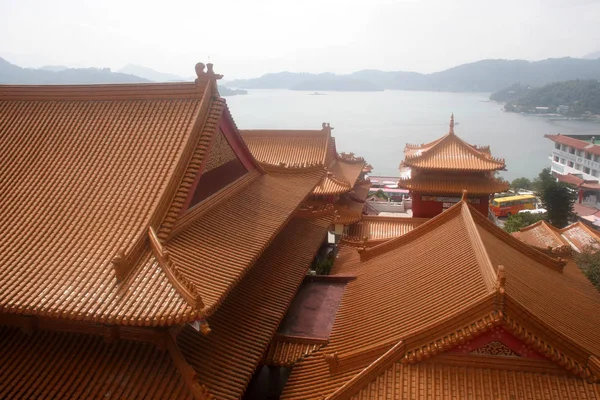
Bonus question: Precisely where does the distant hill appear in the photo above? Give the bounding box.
[290,73,382,91]
[583,51,600,60]
[118,64,187,82]
[228,58,600,93]
[0,57,149,84]
[493,80,600,116]
[218,85,247,96]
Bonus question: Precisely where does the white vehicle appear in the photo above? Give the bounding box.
[518,208,547,214]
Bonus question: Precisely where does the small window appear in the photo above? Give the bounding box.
[586,152,592,160]
[578,150,584,157]
[593,170,599,178]
[595,155,600,163]
[555,143,561,150]
[584,167,591,174]
[569,147,575,154]
[562,145,567,151]
[560,158,565,164]
[568,161,574,167]
[576,164,581,170]
[553,155,560,162]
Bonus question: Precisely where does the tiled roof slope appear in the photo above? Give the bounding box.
[342,216,428,246]
[351,356,600,400]
[241,128,366,195]
[167,168,324,316]
[282,202,600,399]
[0,326,192,400]
[265,335,327,367]
[399,173,509,194]
[403,116,505,172]
[515,220,600,253]
[177,215,332,400]
[0,82,211,325]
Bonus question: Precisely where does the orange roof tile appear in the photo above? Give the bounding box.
[515,220,600,253]
[399,174,509,194]
[167,168,324,316]
[177,215,332,399]
[342,216,428,246]
[350,355,600,400]
[0,326,193,400]
[241,128,367,195]
[0,81,212,326]
[265,335,327,367]
[334,197,366,225]
[348,180,371,203]
[403,117,505,172]
[282,201,600,399]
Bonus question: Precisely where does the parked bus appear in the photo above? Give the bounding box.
[490,194,537,217]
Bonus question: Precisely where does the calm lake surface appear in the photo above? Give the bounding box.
[226,89,600,181]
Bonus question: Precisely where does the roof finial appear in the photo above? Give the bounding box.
[195,61,223,83]
[461,189,468,202]
[449,113,455,134]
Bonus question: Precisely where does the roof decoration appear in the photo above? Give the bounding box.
[398,174,509,195]
[402,115,506,171]
[281,200,600,399]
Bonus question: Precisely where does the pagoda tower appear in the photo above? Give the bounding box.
[399,115,508,218]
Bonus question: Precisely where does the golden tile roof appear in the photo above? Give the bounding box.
[282,201,600,399]
[0,326,193,400]
[349,355,600,400]
[167,169,324,316]
[399,174,509,195]
[0,82,211,326]
[342,216,428,246]
[241,127,367,195]
[334,197,366,225]
[515,221,600,253]
[177,215,332,399]
[0,78,323,326]
[264,335,327,367]
[403,116,505,172]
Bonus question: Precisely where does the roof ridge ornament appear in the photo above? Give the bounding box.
[195,62,223,83]
[449,113,455,134]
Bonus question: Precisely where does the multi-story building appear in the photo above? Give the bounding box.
[545,134,600,180]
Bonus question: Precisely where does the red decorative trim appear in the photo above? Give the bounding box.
[449,327,545,359]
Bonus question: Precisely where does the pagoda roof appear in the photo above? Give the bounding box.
[177,215,332,399]
[556,173,600,190]
[0,69,324,326]
[334,196,366,225]
[241,127,367,195]
[398,174,509,195]
[403,115,505,172]
[515,220,600,253]
[281,201,600,399]
[342,216,428,247]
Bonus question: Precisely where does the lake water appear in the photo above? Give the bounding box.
[226,89,600,181]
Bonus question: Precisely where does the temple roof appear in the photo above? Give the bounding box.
[398,174,509,195]
[403,115,505,172]
[177,215,332,399]
[0,73,324,326]
[342,216,428,247]
[241,127,366,195]
[282,201,600,399]
[515,220,600,253]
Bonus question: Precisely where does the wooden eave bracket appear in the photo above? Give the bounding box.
[148,226,206,312]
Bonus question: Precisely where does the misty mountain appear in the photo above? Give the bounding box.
[583,51,600,60]
[228,58,600,92]
[0,57,149,84]
[118,64,187,82]
[290,73,382,91]
[39,65,69,72]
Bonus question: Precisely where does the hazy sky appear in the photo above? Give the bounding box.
[1,0,599,79]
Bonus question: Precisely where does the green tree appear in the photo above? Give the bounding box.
[511,177,532,191]
[503,212,545,233]
[374,189,389,200]
[574,247,600,290]
[534,168,576,228]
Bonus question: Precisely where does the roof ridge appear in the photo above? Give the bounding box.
[240,128,328,138]
[0,82,207,101]
[468,204,566,272]
[259,162,327,174]
[405,131,506,168]
[460,203,497,292]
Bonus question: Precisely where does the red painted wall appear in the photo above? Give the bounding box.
[412,192,489,218]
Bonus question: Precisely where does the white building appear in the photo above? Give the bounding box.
[545,134,600,181]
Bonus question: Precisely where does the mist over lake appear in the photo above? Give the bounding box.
[226,89,600,182]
